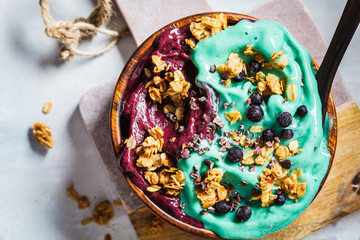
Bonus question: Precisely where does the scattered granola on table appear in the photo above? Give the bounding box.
[66,184,123,228]
[118,14,332,239]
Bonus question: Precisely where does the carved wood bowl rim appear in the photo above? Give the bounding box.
[110,12,337,240]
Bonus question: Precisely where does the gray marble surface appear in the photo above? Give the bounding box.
[0,0,359,239]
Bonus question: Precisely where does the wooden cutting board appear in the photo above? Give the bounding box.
[79,0,360,239]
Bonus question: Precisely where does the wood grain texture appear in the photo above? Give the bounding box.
[112,13,337,240]
[129,101,359,240]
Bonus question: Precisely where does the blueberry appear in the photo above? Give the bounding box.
[213,200,231,215]
[248,60,261,75]
[250,91,263,105]
[280,129,294,139]
[276,112,292,127]
[232,71,246,82]
[297,105,308,117]
[246,105,264,122]
[262,129,275,142]
[236,205,252,222]
[275,193,286,206]
[228,146,243,163]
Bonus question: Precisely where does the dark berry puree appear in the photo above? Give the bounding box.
[117,26,215,228]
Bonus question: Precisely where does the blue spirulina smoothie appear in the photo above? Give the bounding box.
[179,19,331,239]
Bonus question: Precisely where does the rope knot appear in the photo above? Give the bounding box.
[45,20,80,46]
[39,0,129,61]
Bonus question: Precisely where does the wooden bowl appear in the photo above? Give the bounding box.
[111,12,337,240]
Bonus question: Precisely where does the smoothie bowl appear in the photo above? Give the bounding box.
[111,13,337,239]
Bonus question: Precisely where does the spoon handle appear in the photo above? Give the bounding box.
[316,0,360,125]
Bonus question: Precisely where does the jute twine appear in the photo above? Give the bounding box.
[39,0,130,61]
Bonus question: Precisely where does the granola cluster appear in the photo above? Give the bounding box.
[241,138,307,207]
[214,47,297,101]
[252,72,285,98]
[252,163,307,207]
[92,201,114,225]
[191,163,245,213]
[33,122,54,148]
[188,118,306,209]
[224,110,242,125]
[218,53,247,87]
[195,169,228,208]
[190,13,227,41]
[145,57,189,125]
[251,51,290,98]
[134,126,185,196]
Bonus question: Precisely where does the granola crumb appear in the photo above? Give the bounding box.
[218,53,243,79]
[81,217,93,226]
[243,45,257,55]
[113,199,122,207]
[152,55,165,73]
[42,102,52,114]
[104,234,112,240]
[78,196,91,209]
[144,68,151,78]
[66,184,79,203]
[124,135,136,149]
[195,169,228,209]
[225,110,242,125]
[185,38,197,49]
